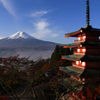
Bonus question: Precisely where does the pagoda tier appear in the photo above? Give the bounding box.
[63,41,100,48]
[65,27,100,38]
[62,55,100,61]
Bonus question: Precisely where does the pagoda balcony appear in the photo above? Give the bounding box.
[63,42,81,48]
[74,51,85,55]
[72,62,85,69]
[74,39,85,43]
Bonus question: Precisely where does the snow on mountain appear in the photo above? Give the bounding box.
[8,31,36,39]
[0,37,4,40]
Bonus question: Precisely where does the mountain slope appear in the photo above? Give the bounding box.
[0,31,61,50]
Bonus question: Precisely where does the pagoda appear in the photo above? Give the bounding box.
[59,0,100,99]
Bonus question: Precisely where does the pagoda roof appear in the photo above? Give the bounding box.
[59,66,84,77]
[59,66,100,80]
[65,26,100,37]
[63,41,100,48]
[63,42,81,48]
[62,55,83,61]
[58,78,83,92]
[82,26,100,32]
[62,54,100,61]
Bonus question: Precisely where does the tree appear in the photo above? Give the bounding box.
[50,45,72,62]
[0,55,32,100]
[51,45,61,62]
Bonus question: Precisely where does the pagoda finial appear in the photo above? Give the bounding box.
[84,0,92,29]
[86,0,90,26]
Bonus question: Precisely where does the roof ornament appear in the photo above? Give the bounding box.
[85,0,92,29]
[86,0,90,26]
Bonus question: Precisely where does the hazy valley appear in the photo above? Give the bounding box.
[0,47,54,61]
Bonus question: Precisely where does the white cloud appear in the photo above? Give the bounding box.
[32,20,51,39]
[29,10,58,39]
[34,20,50,30]
[52,34,58,37]
[31,10,50,17]
[0,0,16,17]
[31,20,58,39]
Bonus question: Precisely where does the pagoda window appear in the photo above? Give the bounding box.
[78,37,81,41]
[83,49,86,53]
[80,45,82,47]
[76,61,79,65]
[83,36,86,40]
[77,49,80,52]
[82,62,86,66]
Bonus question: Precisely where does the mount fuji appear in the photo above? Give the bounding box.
[0,31,60,50]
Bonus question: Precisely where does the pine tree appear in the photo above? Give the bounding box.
[50,45,61,62]
[50,45,73,62]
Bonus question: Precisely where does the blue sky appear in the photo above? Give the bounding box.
[0,0,100,44]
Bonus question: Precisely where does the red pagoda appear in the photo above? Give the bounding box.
[59,0,100,99]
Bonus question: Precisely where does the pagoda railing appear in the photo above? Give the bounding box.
[75,38,100,42]
[74,39,85,43]
[74,51,85,55]
[72,63,85,69]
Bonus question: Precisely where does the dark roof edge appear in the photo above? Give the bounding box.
[65,28,82,36]
[65,26,100,37]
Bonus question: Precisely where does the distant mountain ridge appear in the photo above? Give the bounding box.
[0,31,61,50]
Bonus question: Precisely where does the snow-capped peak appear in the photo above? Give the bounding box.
[8,31,35,39]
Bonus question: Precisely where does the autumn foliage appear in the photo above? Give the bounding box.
[69,85,100,100]
[0,54,70,100]
[0,54,100,100]
[0,93,9,100]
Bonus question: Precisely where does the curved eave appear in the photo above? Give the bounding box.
[62,55,84,61]
[62,54,100,61]
[63,41,100,48]
[65,29,82,37]
[65,27,100,38]
[59,66,85,77]
[63,42,81,48]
